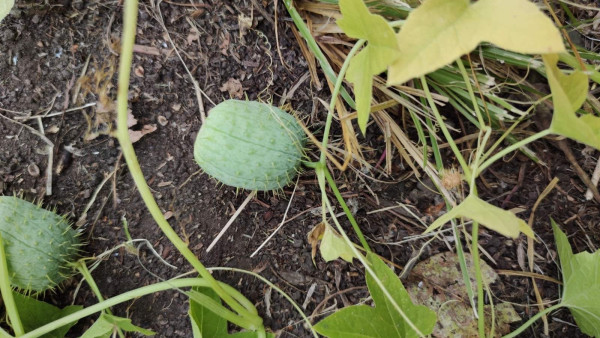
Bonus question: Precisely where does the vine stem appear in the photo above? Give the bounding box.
[456,59,486,128]
[116,0,261,331]
[210,267,319,338]
[477,129,551,176]
[502,303,563,338]
[321,192,425,337]
[324,169,370,251]
[75,262,125,338]
[315,38,371,252]
[0,234,23,336]
[420,76,472,183]
[19,278,248,338]
[471,221,485,337]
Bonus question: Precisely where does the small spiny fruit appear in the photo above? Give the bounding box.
[194,100,306,191]
[0,196,80,292]
[440,167,463,190]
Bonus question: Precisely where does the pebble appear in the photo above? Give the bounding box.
[27,163,40,177]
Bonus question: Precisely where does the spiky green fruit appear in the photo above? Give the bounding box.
[0,196,80,292]
[194,100,306,191]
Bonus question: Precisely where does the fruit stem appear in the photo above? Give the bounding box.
[116,0,261,329]
[0,234,24,336]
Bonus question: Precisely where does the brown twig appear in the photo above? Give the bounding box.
[557,139,600,204]
[501,163,526,208]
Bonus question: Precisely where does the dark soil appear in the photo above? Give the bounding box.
[0,1,598,337]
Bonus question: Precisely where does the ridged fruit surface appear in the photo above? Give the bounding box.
[0,196,80,292]
[194,100,305,191]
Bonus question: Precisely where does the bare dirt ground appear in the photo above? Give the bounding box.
[0,1,598,337]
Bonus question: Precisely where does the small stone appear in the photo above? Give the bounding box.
[157,115,168,126]
[27,163,40,177]
[292,238,303,248]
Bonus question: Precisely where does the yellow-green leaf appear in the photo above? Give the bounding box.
[314,253,436,337]
[320,223,355,262]
[0,0,14,22]
[552,219,600,337]
[544,54,598,149]
[388,0,564,85]
[424,195,534,238]
[337,0,399,134]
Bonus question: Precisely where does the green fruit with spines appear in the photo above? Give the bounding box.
[0,196,80,292]
[194,100,306,191]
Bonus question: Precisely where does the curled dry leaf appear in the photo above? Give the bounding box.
[186,28,200,45]
[307,222,326,264]
[219,78,244,99]
[129,124,157,143]
[238,14,253,39]
[45,125,60,134]
[134,65,144,78]
[127,109,137,127]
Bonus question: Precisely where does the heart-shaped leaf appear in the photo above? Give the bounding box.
[12,291,82,338]
[320,223,356,263]
[388,0,564,85]
[424,194,533,238]
[0,0,13,22]
[80,313,154,338]
[552,219,600,337]
[544,54,598,149]
[337,0,399,134]
[188,286,274,338]
[314,253,436,337]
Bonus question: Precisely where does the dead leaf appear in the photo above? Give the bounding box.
[406,252,520,337]
[45,125,60,134]
[134,65,144,78]
[306,221,355,263]
[219,78,244,99]
[307,222,326,264]
[127,110,137,127]
[129,124,157,143]
[186,28,200,45]
[219,32,230,56]
[238,14,253,39]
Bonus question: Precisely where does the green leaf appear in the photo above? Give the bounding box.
[320,223,356,263]
[424,194,533,238]
[552,219,600,337]
[189,287,228,338]
[12,291,82,338]
[314,253,436,337]
[0,0,14,22]
[388,0,564,85]
[544,54,598,149]
[313,305,392,337]
[80,313,154,338]
[337,0,399,134]
[188,287,273,338]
